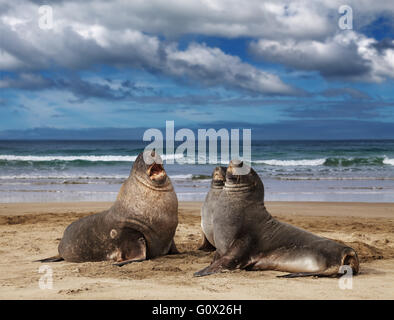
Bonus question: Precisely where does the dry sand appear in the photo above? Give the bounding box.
[0,201,393,300]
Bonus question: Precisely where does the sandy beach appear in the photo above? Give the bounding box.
[0,201,393,300]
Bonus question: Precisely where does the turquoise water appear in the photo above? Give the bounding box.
[0,140,394,202]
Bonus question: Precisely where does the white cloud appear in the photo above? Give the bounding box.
[2,0,394,39]
[0,3,299,96]
[1,0,393,94]
[250,31,394,82]
[165,42,298,95]
[0,50,25,70]
[38,0,334,39]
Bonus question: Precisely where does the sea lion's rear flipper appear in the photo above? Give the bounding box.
[113,236,147,267]
[194,237,250,277]
[34,255,64,263]
[198,233,216,252]
[277,272,332,278]
[278,249,360,278]
[168,239,180,255]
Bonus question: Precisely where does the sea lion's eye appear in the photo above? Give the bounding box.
[110,229,118,239]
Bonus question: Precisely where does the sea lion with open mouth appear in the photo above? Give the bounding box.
[199,166,227,251]
[194,160,359,278]
[37,150,179,266]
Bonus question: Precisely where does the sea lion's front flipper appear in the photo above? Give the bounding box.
[113,235,147,267]
[194,262,223,277]
[198,233,216,252]
[168,239,180,255]
[113,258,145,267]
[34,255,64,263]
[194,237,250,277]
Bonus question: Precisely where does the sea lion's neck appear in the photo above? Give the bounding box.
[223,182,261,196]
[108,171,178,258]
[113,174,173,212]
[224,185,266,208]
[224,185,253,193]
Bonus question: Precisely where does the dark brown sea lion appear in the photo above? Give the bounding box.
[199,166,226,251]
[37,150,179,266]
[194,160,359,278]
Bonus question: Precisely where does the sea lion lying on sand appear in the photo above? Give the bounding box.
[196,160,359,278]
[37,150,179,266]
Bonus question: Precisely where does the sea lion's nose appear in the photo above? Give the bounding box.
[229,159,243,168]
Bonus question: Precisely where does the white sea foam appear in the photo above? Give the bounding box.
[0,174,127,180]
[253,159,326,166]
[383,157,394,165]
[0,173,196,180]
[170,174,194,179]
[0,153,185,162]
[0,155,138,162]
[275,176,394,181]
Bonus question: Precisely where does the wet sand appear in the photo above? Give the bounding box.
[0,201,393,299]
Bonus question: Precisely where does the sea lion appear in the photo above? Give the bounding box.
[199,166,226,251]
[194,160,359,278]
[37,150,179,266]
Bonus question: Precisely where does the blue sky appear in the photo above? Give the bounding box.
[1,0,394,139]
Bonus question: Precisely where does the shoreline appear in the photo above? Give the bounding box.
[1,201,394,218]
[0,201,393,299]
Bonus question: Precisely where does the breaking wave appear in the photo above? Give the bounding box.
[0,154,393,167]
[253,157,394,166]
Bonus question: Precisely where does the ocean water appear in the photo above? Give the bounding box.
[0,140,394,203]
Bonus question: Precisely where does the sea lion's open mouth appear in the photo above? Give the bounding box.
[212,173,225,187]
[147,163,166,181]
